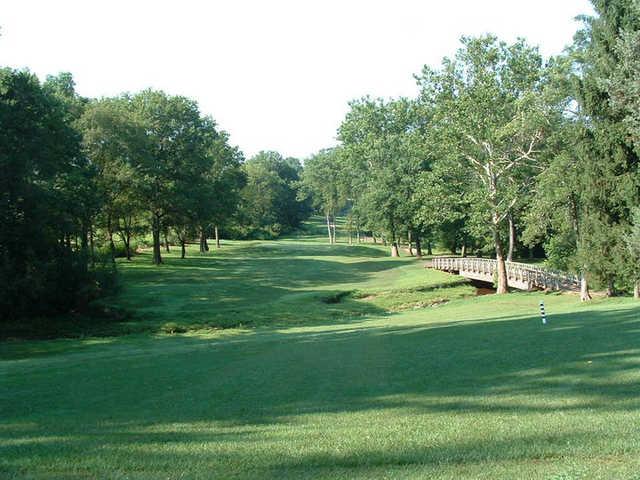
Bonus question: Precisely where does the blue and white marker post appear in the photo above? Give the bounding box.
[539,301,547,325]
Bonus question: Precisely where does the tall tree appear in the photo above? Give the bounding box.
[416,36,551,293]
[193,131,245,252]
[569,0,640,295]
[129,90,214,264]
[238,151,309,238]
[0,69,100,318]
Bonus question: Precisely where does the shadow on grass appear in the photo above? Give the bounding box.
[4,306,640,416]
[3,305,640,477]
[2,304,640,477]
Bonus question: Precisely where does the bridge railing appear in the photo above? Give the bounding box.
[431,256,580,291]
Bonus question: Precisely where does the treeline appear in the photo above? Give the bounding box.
[1,72,309,320]
[301,0,640,299]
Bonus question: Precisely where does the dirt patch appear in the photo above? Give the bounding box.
[475,287,496,296]
[468,279,496,296]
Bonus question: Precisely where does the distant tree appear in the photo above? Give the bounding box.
[338,97,426,256]
[238,151,309,238]
[193,131,246,253]
[80,97,145,261]
[129,90,215,264]
[300,148,346,244]
[568,0,640,296]
[414,158,476,257]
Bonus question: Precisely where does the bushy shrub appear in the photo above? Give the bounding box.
[0,248,119,321]
[97,241,140,259]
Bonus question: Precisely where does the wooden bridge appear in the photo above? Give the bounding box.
[430,256,580,291]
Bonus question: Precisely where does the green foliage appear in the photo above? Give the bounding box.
[338,97,427,249]
[235,151,311,238]
[300,148,345,218]
[415,36,550,267]
[0,68,115,319]
[517,1,640,296]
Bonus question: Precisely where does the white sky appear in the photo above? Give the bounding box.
[1,0,593,159]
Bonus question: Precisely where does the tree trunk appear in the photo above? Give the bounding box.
[107,213,116,263]
[123,233,131,260]
[390,223,399,257]
[119,225,132,261]
[461,243,467,258]
[427,239,433,256]
[495,247,508,294]
[181,240,186,259]
[606,278,615,297]
[152,214,162,265]
[492,216,508,294]
[634,280,640,299]
[108,229,116,261]
[326,214,332,244]
[199,229,209,253]
[408,231,414,256]
[580,273,592,302]
[372,234,377,244]
[80,221,89,256]
[89,223,95,267]
[331,217,336,244]
[415,236,422,258]
[507,214,515,262]
[215,225,220,248]
[163,230,170,252]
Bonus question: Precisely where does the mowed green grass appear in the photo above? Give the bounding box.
[2,221,640,479]
[95,220,474,334]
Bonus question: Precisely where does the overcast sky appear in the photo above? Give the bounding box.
[2,0,593,159]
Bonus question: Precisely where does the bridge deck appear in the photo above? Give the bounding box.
[430,257,580,292]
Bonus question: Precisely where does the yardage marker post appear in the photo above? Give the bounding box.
[539,301,547,325]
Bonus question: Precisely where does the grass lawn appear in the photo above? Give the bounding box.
[2,219,640,479]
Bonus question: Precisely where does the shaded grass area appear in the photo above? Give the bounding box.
[2,294,640,479]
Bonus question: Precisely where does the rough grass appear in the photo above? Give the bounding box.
[2,219,640,479]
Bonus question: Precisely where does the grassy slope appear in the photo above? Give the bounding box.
[90,219,475,335]
[2,219,640,479]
